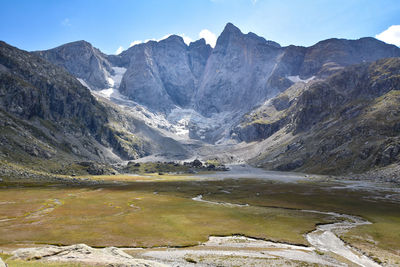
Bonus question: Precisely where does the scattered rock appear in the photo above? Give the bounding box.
[11,244,166,267]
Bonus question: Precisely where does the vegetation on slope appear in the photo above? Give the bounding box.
[0,41,154,176]
[239,58,400,178]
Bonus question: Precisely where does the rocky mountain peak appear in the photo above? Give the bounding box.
[189,38,206,47]
[162,34,186,45]
[34,40,113,90]
[214,23,280,54]
[32,23,400,144]
[188,38,212,81]
[299,36,400,77]
[246,32,266,43]
[63,40,92,48]
[247,32,281,48]
[195,23,285,117]
[215,23,243,48]
[118,32,213,112]
[222,22,242,35]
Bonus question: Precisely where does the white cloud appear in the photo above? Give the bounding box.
[61,18,71,27]
[129,39,154,47]
[199,29,217,47]
[115,46,124,55]
[375,25,400,47]
[180,34,194,45]
[129,40,143,47]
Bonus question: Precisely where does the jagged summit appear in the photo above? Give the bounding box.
[30,23,400,144]
[51,40,92,48]
[2,21,400,178]
[215,22,245,48]
[34,40,94,53]
[222,22,242,35]
[217,23,281,49]
[34,40,113,90]
[33,23,400,118]
[189,38,207,47]
[160,34,186,45]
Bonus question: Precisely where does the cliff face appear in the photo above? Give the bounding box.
[118,36,211,112]
[195,23,284,116]
[36,23,400,120]
[194,24,400,117]
[0,41,107,127]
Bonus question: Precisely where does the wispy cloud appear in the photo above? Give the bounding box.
[375,25,400,47]
[61,18,71,27]
[199,29,217,47]
[115,46,124,55]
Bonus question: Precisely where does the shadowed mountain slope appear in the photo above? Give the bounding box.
[233,58,400,177]
[0,41,188,176]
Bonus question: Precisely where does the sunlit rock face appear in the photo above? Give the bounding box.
[35,23,400,119]
[195,23,284,116]
[34,40,114,91]
[33,23,400,146]
[195,24,400,117]
[118,36,211,112]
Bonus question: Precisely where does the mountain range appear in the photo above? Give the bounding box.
[1,22,400,181]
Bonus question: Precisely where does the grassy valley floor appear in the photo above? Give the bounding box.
[0,170,399,266]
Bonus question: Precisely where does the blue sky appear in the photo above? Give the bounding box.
[1,0,399,54]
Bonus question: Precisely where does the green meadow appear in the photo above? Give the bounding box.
[0,174,399,265]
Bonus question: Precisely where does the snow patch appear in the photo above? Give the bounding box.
[106,67,126,88]
[287,75,315,83]
[95,87,127,102]
[98,88,114,98]
[167,107,234,140]
[77,67,126,91]
[94,67,128,100]
[109,67,126,88]
[90,66,234,143]
[106,77,114,87]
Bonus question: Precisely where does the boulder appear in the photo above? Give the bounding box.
[191,159,203,167]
